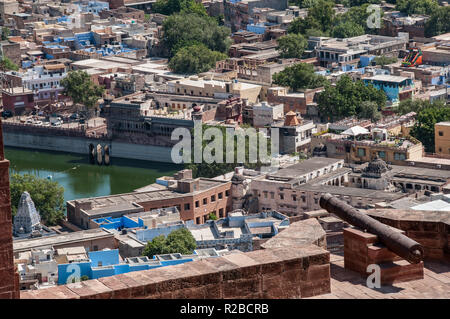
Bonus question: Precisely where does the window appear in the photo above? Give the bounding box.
[357,148,366,157]
[292,195,296,201]
[378,151,385,159]
[218,192,223,199]
[196,217,200,224]
[439,131,443,136]
[280,193,284,200]
[93,245,98,251]
[225,190,230,196]
[184,203,190,210]
[394,152,406,161]
[98,261,102,267]
[203,198,208,205]
[195,200,199,208]
[211,195,216,202]
[219,208,224,218]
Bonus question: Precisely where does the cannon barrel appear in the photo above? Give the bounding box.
[320,193,423,264]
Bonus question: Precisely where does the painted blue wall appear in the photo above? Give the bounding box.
[89,249,120,267]
[57,262,92,285]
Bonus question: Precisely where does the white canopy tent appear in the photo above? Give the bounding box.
[341,125,370,137]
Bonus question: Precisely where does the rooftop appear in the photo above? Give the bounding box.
[13,228,113,253]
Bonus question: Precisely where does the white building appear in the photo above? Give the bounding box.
[252,101,284,128]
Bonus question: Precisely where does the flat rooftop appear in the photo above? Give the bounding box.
[307,252,450,299]
[266,157,342,180]
[69,179,230,216]
[13,228,113,253]
[365,74,409,83]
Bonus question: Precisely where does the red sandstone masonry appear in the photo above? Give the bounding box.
[20,244,331,299]
[0,120,19,299]
[367,209,450,262]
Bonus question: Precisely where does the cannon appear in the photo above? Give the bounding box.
[319,193,423,264]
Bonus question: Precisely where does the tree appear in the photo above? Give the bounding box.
[287,0,334,35]
[425,6,450,37]
[396,98,446,115]
[208,212,218,220]
[396,0,439,16]
[10,174,65,226]
[358,101,382,122]
[317,75,386,122]
[143,228,196,258]
[152,0,205,16]
[169,44,227,74]
[332,21,365,38]
[277,34,307,59]
[0,57,19,71]
[308,0,335,34]
[292,0,316,8]
[1,27,10,41]
[410,102,450,152]
[162,13,231,57]
[60,71,104,117]
[272,63,328,92]
[333,4,384,35]
[373,55,398,66]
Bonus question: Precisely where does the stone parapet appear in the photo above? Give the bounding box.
[20,244,331,299]
[367,209,450,262]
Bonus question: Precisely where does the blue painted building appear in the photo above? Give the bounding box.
[75,1,109,15]
[363,74,415,105]
[57,248,218,285]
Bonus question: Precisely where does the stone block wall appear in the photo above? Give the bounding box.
[367,209,450,262]
[20,244,331,299]
[0,120,19,299]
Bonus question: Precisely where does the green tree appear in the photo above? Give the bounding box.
[410,102,450,152]
[277,33,307,59]
[1,27,10,41]
[424,6,450,37]
[287,0,334,35]
[308,0,335,34]
[169,44,227,74]
[272,63,328,91]
[60,71,104,118]
[333,4,384,35]
[332,21,365,38]
[373,55,398,66]
[396,98,446,115]
[208,212,217,220]
[162,12,231,57]
[396,0,439,16]
[358,101,382,122]
[0,57,19,71]
[80,275,89,281]
[152,0,205,16]
[317,75,386,122]
[10,174,65,226]
[143,228,196,258]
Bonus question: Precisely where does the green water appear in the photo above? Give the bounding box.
[5,147,181,202]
